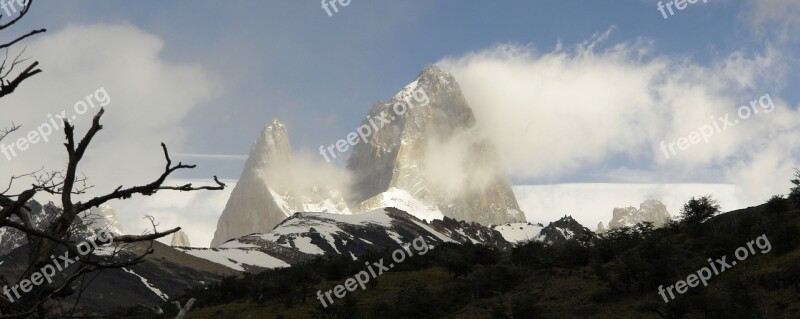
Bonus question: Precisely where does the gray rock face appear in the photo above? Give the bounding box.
[347,66,526,225]
[210,119,350,247]
[539,215,596,245]
[170,229,191,247]
[0,240,237,312]
[210,120,292,247]
[0,200,122,256]
[607,199,671,230]
[210,67,526,247]
[81,204,125,236]
[187,207,513,272]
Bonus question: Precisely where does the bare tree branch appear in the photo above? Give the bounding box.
[0,122,20,142]
[0,60,41,98]
[0,0,33,30]
[0,4,223,312]
[0,29,45,51]
[0,106,226,316]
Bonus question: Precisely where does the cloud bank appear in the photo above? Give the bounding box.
[0,24,221,241]
[438,32,800,205]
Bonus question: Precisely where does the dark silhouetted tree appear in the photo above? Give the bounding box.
[679,195,720,225]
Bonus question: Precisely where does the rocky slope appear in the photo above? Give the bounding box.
[210,66,526,247]
[187,208,517,272]
[0,200,123,256]
[597,199,671,232]
[539,215,597,245]
[170,229,191,247]
[492,222,545,243]
[347,66,525,225]
[80,203,125,235]
[0,240,237,312]
[210,119,350,247]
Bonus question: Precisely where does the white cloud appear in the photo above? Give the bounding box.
[750,0,800,41]
[0,24,222,242]
[513,183,747,231]
[438,35,800,205]
[123,180,235,248]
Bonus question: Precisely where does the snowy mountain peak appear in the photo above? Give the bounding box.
[539,215,596,245]
[212,67,526,246]
[188,208,513,271]
[248,118,292,169]
[1,201,120,255]
[82,204,125,236]
[605,199,671,231]
[211,119,351,247]
[347,66,526,226]
[170,229,191,247]
[420,65,455,86]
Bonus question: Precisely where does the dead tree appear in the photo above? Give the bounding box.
[0,2,226,317]
[0,109,226,317]
[0,0,45,99]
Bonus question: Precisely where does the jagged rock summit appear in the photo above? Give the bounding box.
[210,119,350,247]
[82,204,125,235]
[598,199,672,232]
[211,66,527,247]
[186,208,514,271]
[539,215,596,245]
[170,229,191,247]
[0,201,124,256]
[348,66,526,225]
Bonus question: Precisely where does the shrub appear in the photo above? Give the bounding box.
[679,195,720,225]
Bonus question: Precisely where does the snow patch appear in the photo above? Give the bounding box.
[493,223,544,243]
[177,248,290,271]
[122,267,169,301]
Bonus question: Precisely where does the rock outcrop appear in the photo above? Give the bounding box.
[187,207,513,272]
[170,229,191,247]
[604,199,671,231]
[211,66,527,247]
[210,120,350,247]
[539,215,596,245]
[82,204,125,235]
[347,66,525,225]
[1,200,124,256]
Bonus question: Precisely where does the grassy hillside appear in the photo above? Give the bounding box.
[110,194,800,319]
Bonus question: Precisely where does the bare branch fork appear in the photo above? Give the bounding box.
[0,2,226,314]
[0,107,225,315]
[0,0,45,98]
[33,108,225,262]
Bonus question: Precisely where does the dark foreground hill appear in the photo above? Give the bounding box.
[107,195,800,319]
[0,240,238,315]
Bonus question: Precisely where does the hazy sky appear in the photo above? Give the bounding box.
[1,0,799,246]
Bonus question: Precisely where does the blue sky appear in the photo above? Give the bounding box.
[14,0,796,182]
[3,1,800,246]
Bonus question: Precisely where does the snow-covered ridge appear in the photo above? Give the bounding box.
[492,222,545,243]
[212,66,525,247]
[184,208,518,272]
[1,201,125,256]
[356,187,445,222]
[81,204,125,236]
[175,247,289,272]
